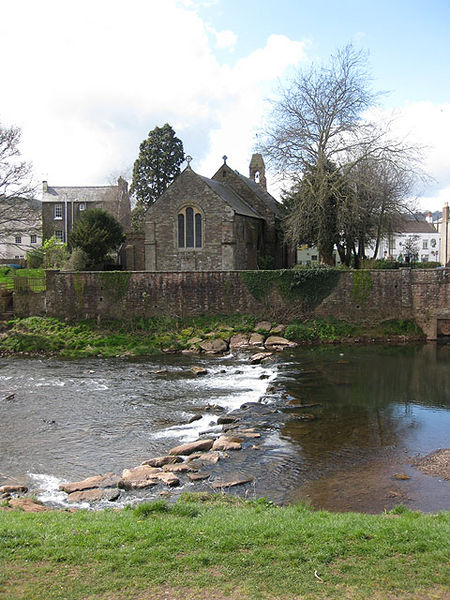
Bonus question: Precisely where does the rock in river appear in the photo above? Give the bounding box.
[142,456,183,468]
[229,334,250,349]
[7,498,52,512]
[199,339,228,354]
[59,472,121,494]
[169,439,214,456]
[265,336,297,349]
[119,465,161,490]
[212,437,242,451]
[212,476,254,489]
[162,463,198,473]
[191,366,208,376]
[67,488,120,503]
[0,485,28,495]
[249,352,272,364]
[248,333,265,346]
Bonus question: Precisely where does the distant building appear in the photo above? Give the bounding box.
[434,203,449,266]
[373,218,440,263]
[41,178,131,245]
[0,197,42,262]
[295,217,440,266]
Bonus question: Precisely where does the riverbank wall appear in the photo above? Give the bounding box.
[11,268,450,340]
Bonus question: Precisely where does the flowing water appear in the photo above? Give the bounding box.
[0,343,448,512]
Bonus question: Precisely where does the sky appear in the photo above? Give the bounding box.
[1,0,449,211]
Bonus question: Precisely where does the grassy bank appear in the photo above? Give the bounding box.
[0,315,425,358]
[0,495,448,600]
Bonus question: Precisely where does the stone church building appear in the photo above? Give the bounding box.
[144,154,292,271]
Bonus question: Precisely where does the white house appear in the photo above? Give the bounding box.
[372,218,440,264]
[296,217,440,266]
[0,198,42,262]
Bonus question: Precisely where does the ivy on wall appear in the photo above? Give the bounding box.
[240,267,342,311]
[351,271,372,305]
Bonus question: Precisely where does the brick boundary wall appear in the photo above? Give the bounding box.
[11,268,450,340]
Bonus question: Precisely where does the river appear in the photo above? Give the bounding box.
[0,343,449,513]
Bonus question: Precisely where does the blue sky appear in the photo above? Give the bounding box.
[1,0,449,210]
[201,0,450,105]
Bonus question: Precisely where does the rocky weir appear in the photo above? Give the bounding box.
[0,378,303,507]
[1,340,449,513]
[1,321,302,508]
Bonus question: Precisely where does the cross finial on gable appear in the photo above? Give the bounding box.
[222,155,228,164]
[186,155,193,167]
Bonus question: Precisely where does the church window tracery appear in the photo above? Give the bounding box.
[178,206,202,248]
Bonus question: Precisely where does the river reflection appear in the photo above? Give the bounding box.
[0,344,448,512]
[278,343,450,511]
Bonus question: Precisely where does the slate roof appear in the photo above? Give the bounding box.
[42,185,117,202]
[199,175,263,220]
[395,219,438,234]
[234,171,284,218]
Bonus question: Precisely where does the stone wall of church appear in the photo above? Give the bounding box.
[233,215,263,270]
[212,165,282,267]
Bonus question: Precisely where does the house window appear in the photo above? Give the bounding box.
[431,238,436,248]
[311,255,318,261]
[421,255,429,262]
[15,235,22,244]
[55,230,64,242]
[177,206,202,248]
[79,203,85,211]
[422,240,428,249]
[54,204,63,219]
[30,234,37,244]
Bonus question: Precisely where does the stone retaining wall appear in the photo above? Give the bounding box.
[14,268,445,340]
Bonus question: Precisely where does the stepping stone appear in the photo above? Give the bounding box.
[169,439,214,456]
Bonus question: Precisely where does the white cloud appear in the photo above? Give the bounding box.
[368,102,450,211]
[209,27,238,50]
[0,0,308,192]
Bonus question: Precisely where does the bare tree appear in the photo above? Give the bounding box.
[336,157,420,267]
[260,45,424,265]
[0,122,37,234]
[402,234,420,262]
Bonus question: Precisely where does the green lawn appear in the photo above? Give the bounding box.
[0,267,46,292]
[0,496,448,600]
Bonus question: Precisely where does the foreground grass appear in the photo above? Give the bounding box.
[0,315,425,358]
[0,496,448,600]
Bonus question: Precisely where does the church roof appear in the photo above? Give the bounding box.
[234,172,284,218]
[199,175,263,220]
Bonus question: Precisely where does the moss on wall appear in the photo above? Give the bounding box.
[97,272,131,302]
[351,270,372,305]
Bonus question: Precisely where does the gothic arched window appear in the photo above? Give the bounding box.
[178,206,202,248]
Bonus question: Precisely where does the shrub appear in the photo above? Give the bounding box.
[63,247,89,271]
[362,259,400,269]
[69,208,124,267]
[42,236,70,269]
[26,247,44,268]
